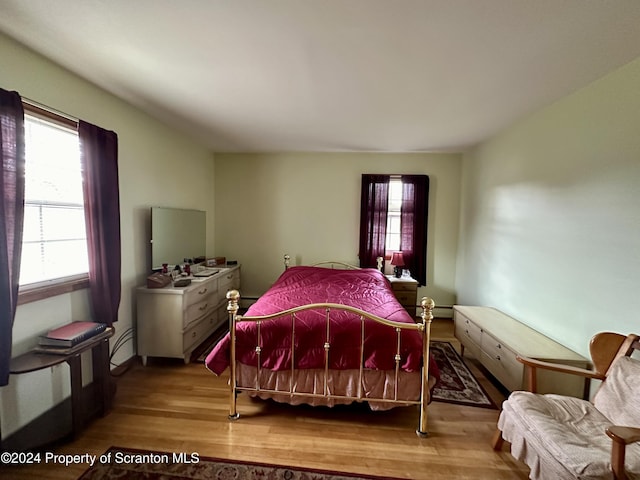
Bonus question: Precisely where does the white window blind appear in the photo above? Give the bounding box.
[385,177,403,251]
[19,114,89,286]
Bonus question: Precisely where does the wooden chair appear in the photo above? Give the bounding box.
[492,332,640,480]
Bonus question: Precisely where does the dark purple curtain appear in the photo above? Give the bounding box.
[358,175,390,268]
[79,121,121,326]
[0,89,25,386]
[400,175,429,285]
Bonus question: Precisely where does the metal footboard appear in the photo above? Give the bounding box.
[226,290,434,437]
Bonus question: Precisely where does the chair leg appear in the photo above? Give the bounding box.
[491,428,505,450]
[611,440,627,480]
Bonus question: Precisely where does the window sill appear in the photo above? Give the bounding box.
[18,276,90,305]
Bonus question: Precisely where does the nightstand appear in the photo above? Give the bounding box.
[387,275,419,317]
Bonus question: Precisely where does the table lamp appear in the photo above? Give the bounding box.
[390,252,405,278]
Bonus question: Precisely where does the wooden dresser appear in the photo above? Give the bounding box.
[453,305,589,397]
[137,265,240,364]
[387,275,419,317]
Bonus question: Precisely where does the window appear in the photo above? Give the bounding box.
[18,108,89,302]
[385,177,403,251]
[359,174,429,285]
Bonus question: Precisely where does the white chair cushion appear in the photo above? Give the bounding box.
[594,356,640,426]
[502,390,640,479]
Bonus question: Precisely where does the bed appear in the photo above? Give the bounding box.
[205,257,439,436]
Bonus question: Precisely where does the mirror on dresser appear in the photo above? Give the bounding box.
[150,206,206,269]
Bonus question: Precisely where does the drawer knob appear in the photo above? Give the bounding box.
[199,303,208,311]
[496,355,501,361]
[192,332,197,338]
[497,344,502,349]
[198,288,208,295]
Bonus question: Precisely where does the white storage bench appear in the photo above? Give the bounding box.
[453,305,589,397]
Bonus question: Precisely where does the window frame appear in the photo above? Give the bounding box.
[17,103,89,305]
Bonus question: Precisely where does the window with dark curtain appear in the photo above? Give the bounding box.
[0,89,25,387]
[359,174,429,286]
[358,175,390,268]
[0,92,120,387]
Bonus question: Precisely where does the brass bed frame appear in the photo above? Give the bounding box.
[225,256,435,437]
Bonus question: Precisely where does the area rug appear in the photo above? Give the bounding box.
[78,446,406,480]
[429,340,496,409]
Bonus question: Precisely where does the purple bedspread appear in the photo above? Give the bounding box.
[205,266,439,381]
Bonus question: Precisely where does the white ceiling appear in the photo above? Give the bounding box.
[1,1,640,153]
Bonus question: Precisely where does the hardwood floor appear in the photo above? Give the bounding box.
[1,319,530,479]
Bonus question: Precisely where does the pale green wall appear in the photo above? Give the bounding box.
[456,56,640,357]
[214,152,462,310]
[4,22,638,441]
[0,32,216,438]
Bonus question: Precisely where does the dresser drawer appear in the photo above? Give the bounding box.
[183,312,216,350]
[481,351,522,391]
[185,293,217,328]
[394,291,416,306]
[219,268,240,292]
[184,281,218,307]
[392,282,417,293]
[481,333,522,391]
[454,316,481,359]
[456,315,482,347]
[219,302,231,323]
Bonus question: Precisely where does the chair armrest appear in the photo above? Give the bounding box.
[516,356,604,378]
[516,356,605,393]
[606,426,640,480]
[606,426,640,445]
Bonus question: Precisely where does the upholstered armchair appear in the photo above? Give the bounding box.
[492,332,640,480]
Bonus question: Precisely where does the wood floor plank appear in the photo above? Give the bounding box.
[0,319,530,479]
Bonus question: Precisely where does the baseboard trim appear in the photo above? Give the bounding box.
[1,381,110,452]
[110,354,137,377]
[433,306,453,318]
